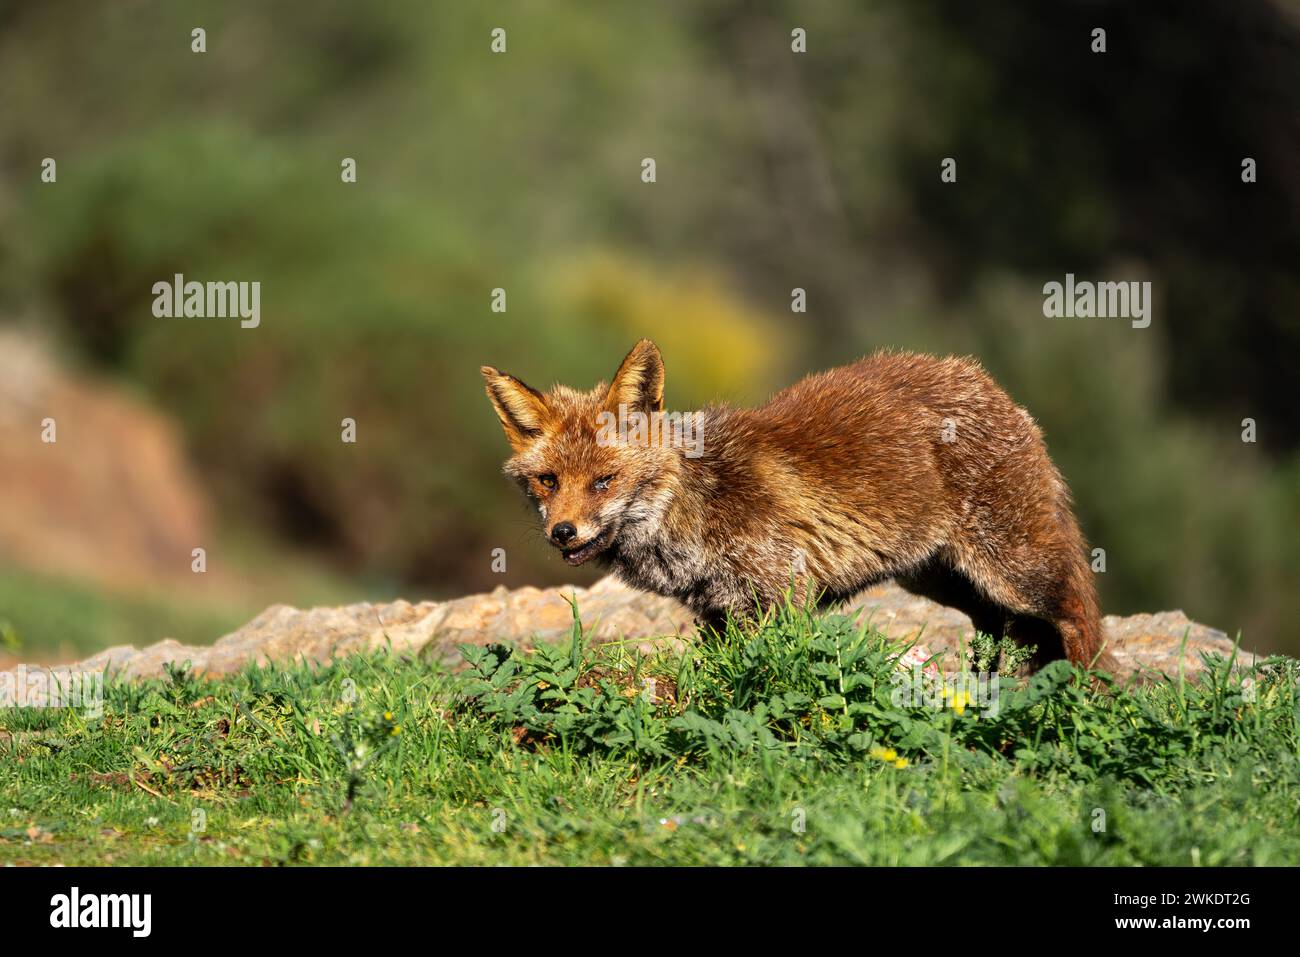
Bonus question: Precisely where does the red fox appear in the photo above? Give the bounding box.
[482,339,1114,672]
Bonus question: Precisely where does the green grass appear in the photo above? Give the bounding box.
[2,602,1297,866]
[0,567,253,661]
[0,542,368,661]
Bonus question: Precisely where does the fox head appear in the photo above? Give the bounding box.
[481,339,685,567]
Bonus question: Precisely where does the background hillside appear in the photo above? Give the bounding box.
[1,0,1297,660]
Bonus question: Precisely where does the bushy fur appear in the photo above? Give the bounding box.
[482,339,1114,672]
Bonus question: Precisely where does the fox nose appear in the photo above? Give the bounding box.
[550,522,577,546]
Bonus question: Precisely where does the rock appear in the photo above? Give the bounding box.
[0,576,1251,704]
[0,329,212,592]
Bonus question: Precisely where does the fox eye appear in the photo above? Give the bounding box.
[538,474,557,490]
[593,474,615,491]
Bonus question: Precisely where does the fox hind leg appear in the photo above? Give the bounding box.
[895,557,1010,657]
[957,550,1114,674]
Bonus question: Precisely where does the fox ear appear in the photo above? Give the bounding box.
[605,339,664,414]
[481,366,551,452]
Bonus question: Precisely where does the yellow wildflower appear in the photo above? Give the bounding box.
[942,687,972,716]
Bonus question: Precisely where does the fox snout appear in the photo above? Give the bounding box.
[547,519,612,566]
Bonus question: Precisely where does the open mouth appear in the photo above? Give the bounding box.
[560,527,613,566]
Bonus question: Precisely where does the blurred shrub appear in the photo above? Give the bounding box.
[546,253,794,404]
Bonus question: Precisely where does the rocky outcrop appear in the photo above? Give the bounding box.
[0,329,211,591]
[0,576,1250,704]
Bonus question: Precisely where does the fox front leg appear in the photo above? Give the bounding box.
[693,608,733,641]
[692,603,764,642]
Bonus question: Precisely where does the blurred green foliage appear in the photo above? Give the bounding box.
[0,1,1296,653]
[0,566,247,660]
